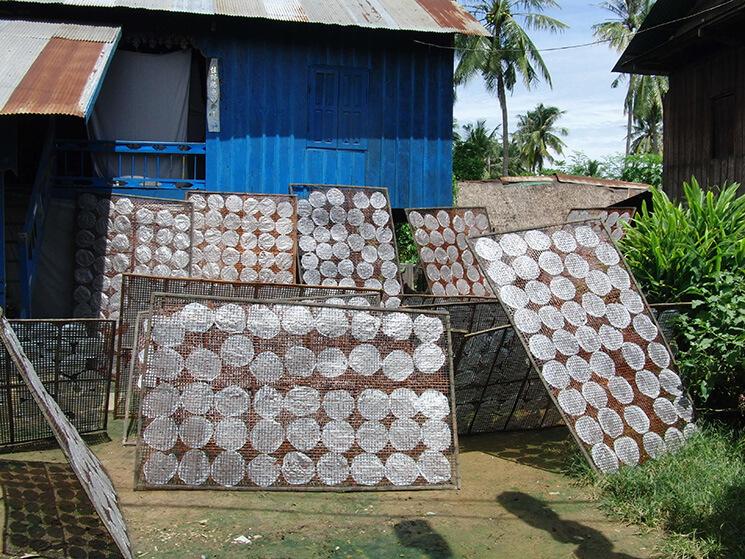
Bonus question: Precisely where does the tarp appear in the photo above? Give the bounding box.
[88,49,191,178]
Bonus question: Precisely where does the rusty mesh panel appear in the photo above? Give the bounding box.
[566,207,636,242]
[122,294,383,445]
[134,295,457,491]
[113,273,382,417]
[186,192,298,284]
[400,296,563,435]
[122,312,151,446]
[0,460,121,558]
[0,316,133,559]
[0,320,114,448]
[405,208,494,297]
[73,193,193,320]
[290,185,404,308]
[469,220,695,474]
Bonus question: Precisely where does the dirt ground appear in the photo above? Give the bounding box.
[0,420,656,559]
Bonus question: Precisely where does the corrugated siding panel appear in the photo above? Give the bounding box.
[12,0,487,34]
[200,34,453,208]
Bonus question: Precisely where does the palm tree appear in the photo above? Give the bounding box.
[513,104,568,173]
[630,101,662,154]
[593,0,659,155]
[463,120,500,174]
[456,1,567,176]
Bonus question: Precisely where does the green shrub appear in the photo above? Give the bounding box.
[620,153,663,188]
[395,222,420,265]
[569,424,745,559]
[621,178,745,303]
[621,178,745,409]
[675,273,745,408]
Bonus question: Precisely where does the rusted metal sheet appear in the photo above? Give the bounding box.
[499,176,554,184]
[13,0,487,35]
[554,174,651,190]
[0,20,120,117]
[2,38,104,117]
[414,0,481,33]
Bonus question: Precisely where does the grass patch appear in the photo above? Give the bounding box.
[566,424,745,559]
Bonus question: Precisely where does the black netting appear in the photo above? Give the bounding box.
[0,320,114,448]
[400,295,563,435]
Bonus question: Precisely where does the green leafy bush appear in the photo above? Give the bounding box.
[621,178,745,302]
[620,153,662,187]
[621,178,745,408]
[395,222,420,265]
[675,273,745,408]
[453,141,487,180]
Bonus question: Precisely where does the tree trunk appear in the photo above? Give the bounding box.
[625,78,634,156]
[497,73,509,176]
[625,111,633,156]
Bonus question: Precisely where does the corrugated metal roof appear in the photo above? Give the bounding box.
[554,173,650,190]
[11,0,488,35]
[0,19,121,117]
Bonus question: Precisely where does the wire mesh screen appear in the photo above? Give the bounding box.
[405,208,494,297]
[186,192,298,284]
[290,185,404,308]
[0,316,133,559]
[0,319,114,448]
[566,207,636,242]
[400,295,563,435]
[135,295,458,491]
[121,312,151,446]
[469,221,695,474]
[652,304,689,357]
[73,193,193,319]
[0,460,122,558]
[122,294,383,445]
[113,273,382,417]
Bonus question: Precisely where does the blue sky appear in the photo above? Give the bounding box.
[454,1,628,160]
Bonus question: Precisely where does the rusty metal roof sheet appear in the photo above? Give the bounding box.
[554,173,650,190]
[11,0,487,35]
[0,19,121,117]
[500,175,554,184]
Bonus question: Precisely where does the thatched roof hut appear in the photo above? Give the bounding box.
[457,174,650,232]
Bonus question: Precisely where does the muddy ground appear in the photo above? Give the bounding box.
[0,421,655,558]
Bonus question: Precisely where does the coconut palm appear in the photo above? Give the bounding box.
[593,0,661,155]
[630,101,662,154]
[455,1,567,176]
[453,120,501,179]
[513,104,568,173]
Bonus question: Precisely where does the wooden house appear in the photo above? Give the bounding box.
[615,0,745,198]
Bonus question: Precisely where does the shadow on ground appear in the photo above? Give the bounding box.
[394,520,453,559]
[460,426,573,473]
[498,491,642,559]
[0,460,120,558]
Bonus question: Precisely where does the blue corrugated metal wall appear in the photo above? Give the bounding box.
[197,30,454,208]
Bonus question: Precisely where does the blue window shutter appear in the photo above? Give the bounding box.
[338,69,369,150]
[308,68,339,148]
